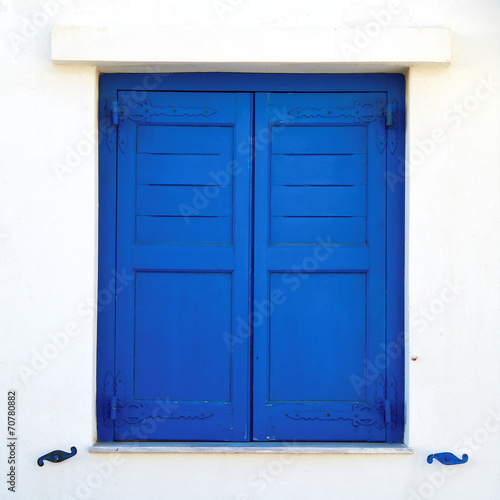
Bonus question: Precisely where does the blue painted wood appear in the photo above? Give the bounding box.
[98,73,405,444]
[137,153,233,186]
[100,73,396,93]
[271,185,366,217]
[134,272,232,401]
[269,273,367,401]
[271,216,366,245]
[132,244,236,271]
[266,245,370,272]
[96,81,118,442]
[136,215,232,244]
[137,125,234,154]
[272,126,367,155]
[271,154,366,186]
[385,74,406,443]
[253,91,389,442]
[136,185,232,216]
[113,91,252,441]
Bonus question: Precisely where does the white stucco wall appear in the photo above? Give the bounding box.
[1,0,500,499]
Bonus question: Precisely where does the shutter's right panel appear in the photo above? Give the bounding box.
[253,92,388,442]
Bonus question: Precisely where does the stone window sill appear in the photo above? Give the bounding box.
[90,442,413,454]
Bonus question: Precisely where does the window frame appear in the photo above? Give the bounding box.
[97,73,405,444]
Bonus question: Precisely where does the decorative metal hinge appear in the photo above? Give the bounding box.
[286,374,397,430]
[385,98,398,153]
[105,98,217,153]
[383,374,397,428]
[288,98,399,154]
[110,395,117,421]
[112,100,119,126]
[104,98,118,153]
[386,100,394,127]
[103,371,214,428]
[103,370,125,427]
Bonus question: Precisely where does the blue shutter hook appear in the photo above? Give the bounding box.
[37,447,77,466]
[427,452,468,465]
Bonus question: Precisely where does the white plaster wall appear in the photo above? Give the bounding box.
[1,0,499,499]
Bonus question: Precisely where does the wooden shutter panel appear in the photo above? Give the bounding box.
[253,92,391,442]
[98,75,405,444]
[113,91,252,441]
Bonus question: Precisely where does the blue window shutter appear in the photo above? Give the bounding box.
[97,74,405,444]
[253,92,392,442]
[114,92,253,441]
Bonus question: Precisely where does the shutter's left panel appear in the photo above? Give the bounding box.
[114,91,252,441]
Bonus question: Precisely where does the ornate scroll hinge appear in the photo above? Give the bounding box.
[285,374,397,430]
[105,98,217,153]
[288,98,399,154]
[103,371,214,428]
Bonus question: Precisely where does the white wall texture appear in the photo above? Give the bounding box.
[1,0,500,499]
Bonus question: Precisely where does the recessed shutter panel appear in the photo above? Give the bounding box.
[253,92,389,441]
[114,92,252,441]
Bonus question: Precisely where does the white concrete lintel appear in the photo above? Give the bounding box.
[90,442,413,454]
[51,26,451,71]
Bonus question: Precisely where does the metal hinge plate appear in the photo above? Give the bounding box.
[286,374,397,430]
[103,371,125,427]
[105,97,218,153]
